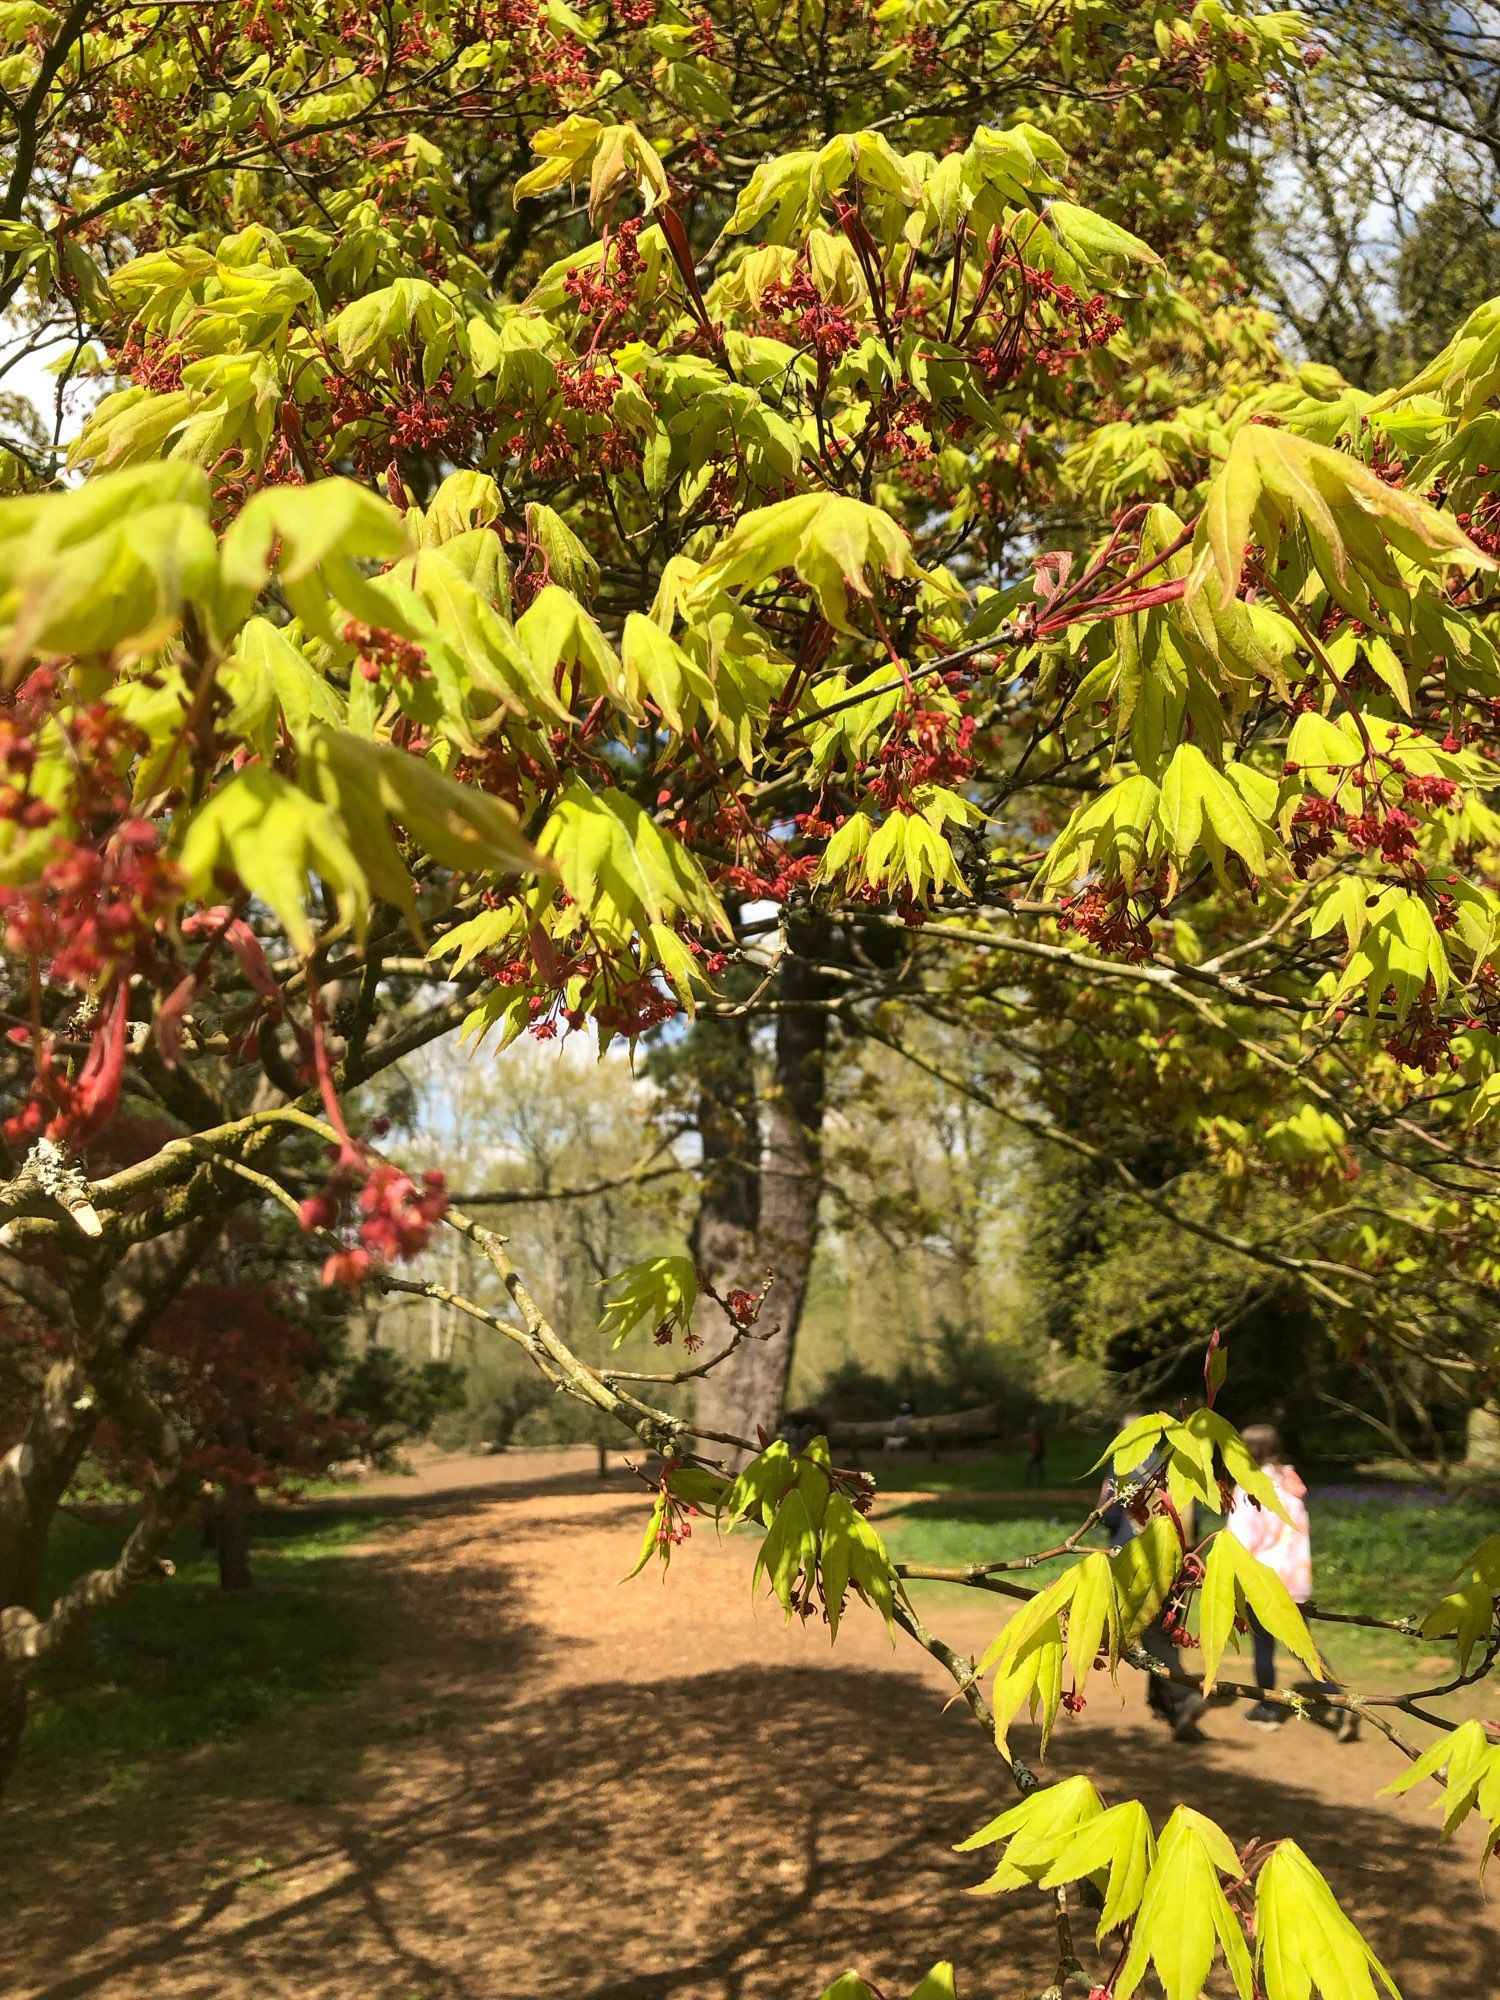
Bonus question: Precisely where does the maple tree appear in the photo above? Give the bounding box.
[88,1279,355,1591]
[1,0,1499,1991]
[0,1214,458,1592]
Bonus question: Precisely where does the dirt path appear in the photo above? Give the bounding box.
[1,1454,1495,2000]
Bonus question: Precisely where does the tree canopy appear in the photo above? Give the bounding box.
[1,0,1499,1991]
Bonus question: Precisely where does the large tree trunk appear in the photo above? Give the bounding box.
[694,948,831,1458]
[0,1358,104,1795]
[214,1486,254,1592]
[688,1007,761,1453]
[0,1672,25,1798]
[1466,1399,1500,1475]
[0,1221,218,1803]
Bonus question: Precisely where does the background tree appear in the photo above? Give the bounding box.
[1259,1,1500,387]
[363,1032,691,1446]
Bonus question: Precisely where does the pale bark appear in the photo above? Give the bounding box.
[1465,1400,1500,1474]
[687,1006,761,1451]
[693,951,831,1457]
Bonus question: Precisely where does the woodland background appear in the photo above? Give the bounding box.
[225,0,1500,1475]
[2,5,1500,1996]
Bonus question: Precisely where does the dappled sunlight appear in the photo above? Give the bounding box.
[1,1474,1493,2000]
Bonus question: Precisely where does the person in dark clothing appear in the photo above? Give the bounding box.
[778,1406,829,1456]
[1022,1413,1047,1486]
[1099,1426,1206,1743]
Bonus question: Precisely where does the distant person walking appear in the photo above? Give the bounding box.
[884,1398,915,1454]
[1101,1421,1206,1743]
[1227,1423,1357,1742]
[1022,1413,1047,1487]
[778,1407,829,1456]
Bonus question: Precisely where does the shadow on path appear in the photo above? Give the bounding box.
[5,1658,1492,1999]
[1,1489,1494,2000]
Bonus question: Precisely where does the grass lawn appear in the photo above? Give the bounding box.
[862,1435,1103,1493]
[0,1504,396,1865]
[876,1486,1497,1711]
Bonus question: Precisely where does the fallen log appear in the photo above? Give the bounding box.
[827,1402,1001,1450]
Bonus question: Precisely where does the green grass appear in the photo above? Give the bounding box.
[14,1507,395,1804]
[860,1435,1103,1494]
[877,1487,1497,1706]
[878,1487,1494,1598]
[875,1494,1084,1573]
[1301,1494,1496,1617]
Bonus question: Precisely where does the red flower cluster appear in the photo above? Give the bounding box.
[108,328,185,395]
[0,821,178,993]
[1403,773,1459,808]
[357,1162,450,1259]
[969,256,1124,387]
[0,685,185,1147]
[1343,804,1418,864]
[649,1469,699,1553]
[1057,887,1156,962]
[556,361,622,413]
[1454,483,1500,560]
[1286,756,1460,878]
[1383,990,1459,1077]
[4,986,132,1149]
[325,356,484,479]
[762,272,859,363]
[900,26,944,79]
[725,1286,762,1328]
[869,398,933,465]
[722,850,820,903]
[474,923,686,1045]
[699,947,732,977]
[300,1157,450,1289]
[856,700,979,815]
[1287,794,1340,876]
[563,218,644,322]
[594,974,680,1041]
[342,619,429,684]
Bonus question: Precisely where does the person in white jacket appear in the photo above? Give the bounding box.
[1227,1423,1357,1741]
